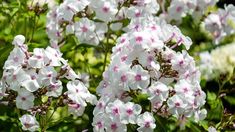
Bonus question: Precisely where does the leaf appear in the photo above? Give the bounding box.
[223,96,235,105]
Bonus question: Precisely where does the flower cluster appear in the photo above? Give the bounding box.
[161,0,218,23]
[46,0,160,47]
[0,35,96,131]
[199,43,235,80]
[203,4,235,44]
[92,98,156,131]
[94,15,206,131]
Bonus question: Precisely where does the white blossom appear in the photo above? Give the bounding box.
[19,114,39,132]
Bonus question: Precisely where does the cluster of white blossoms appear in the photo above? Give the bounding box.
[199,43,235,80]
[93,12,207,131]
[0,35,96,131]
[46,0,160,47]
[162,0,218,23]
[203,4,235,44]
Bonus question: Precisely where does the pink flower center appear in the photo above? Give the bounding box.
[121,75,127,82]
[36,55,42,59]
[49,84,57,90]
[179,60,184,65]
[111,123,118,130]
[176,6,182,12]
[113,66,118,72]
[31,75,36,80]
[24,123,32,128]
[81,26,88,32]
[56,31,61,37]
[102,7,109,13]
[135,12,141,17]
[175,102,180,107]
[135,74,142,81]
[147,56,154,63]
[13,75,17,80]
[144,121,150,128]
[154,89,161,95]
[126,109,133,115]
[98,102,103,109]
[151,26,157,30]
[21,97,26,101]
[120,38,126,43]
[183,87,188,93]
[47,73,52,78]
[76,104,80,109]
[13,57,19,62]
[112,108,119,115]
[97,121,103,128]
[76,89,79,93]
[135,36,143,43]
[121,55,127,62]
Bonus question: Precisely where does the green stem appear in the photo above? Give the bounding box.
[28,13,37,43]
[102,48,108,73]
[47,106,57,123]
[102,23,111,73]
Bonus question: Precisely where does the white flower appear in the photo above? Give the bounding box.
[12,35,25,46]
[44,46,62,67]
[38,66,57,86]
[199,51,214,80]
[74,18,96,44]
[21,69,40,92]
[203,4,235,44]
[4,47,25,70]
[90,0,118,22]
[64,0,90,12]
[171,51,192,72]
[148,82,169,102]
[93,96,110,116]
[208,126,217,132]
[194,109,207,122]
[5,68,31,91]
[19,114,39,132]
[68,99,86,116]
[120,102,142,124]
[204,13,223,43]
[174,80,193,96]
[167,95,187,117]
[138,51,160,69]
[167,0,187,21]
[57,3,76,21]
[28,48,47,68]
[137,112,156,132]
[105,117,127,132]
[46,80,63,97]
[67,80,96,106]
[21,79,40,92]
[106,99,124,119]
[16,88,35,110]
[92,113,106,132]
[129,65,150,90]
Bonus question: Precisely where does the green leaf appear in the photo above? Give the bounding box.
[223,96,235,105]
